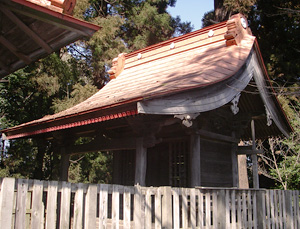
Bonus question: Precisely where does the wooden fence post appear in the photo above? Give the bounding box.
[162,186,172,229]
[0,178,15,229]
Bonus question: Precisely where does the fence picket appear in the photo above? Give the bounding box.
[182,188,188,228]
[15,179,28,229]
[154,187,162,229]
[45,181,58,229]
[190,188,196,229]
[231,190,236,229]
[85,184,97,229]
[123,186,131,229]
[0,178,15,229]
[172,188,180,229]
[134,185,143,229]
[59,181,71,229]
[99,184,108,229]
[31,180,44,229]
[0,178,300,229]
[198,189,203,228]
[73,183,84,229]
[145,188,152,229]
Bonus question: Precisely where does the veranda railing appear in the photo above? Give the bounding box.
[0,177,299,228]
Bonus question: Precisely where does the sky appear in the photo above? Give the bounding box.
[167,0,214,31]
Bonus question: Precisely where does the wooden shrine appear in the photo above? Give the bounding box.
[2,14,292,189]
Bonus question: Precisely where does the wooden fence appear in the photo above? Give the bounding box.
[0,177,299,228]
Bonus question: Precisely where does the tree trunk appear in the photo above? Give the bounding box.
[214,0,229,22]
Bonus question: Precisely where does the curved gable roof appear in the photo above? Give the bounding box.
[2,14,292,139]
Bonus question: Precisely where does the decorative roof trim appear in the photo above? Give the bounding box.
[4,109,138,139]
[108,53,126,79]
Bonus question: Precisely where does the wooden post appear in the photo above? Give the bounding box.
[135,137,147,186]
[60,147,70,181]
[251,120,259,189]
[190,134,201,187]
[231,132,238,187]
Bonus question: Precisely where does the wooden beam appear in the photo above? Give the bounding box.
[237,146,263,155]
[68,137,136,155]
[134,137,147,186]
[0,8,53,54]
[0,36,31,64]
[196,129,239,143]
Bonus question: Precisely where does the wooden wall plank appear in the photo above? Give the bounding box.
[73,183,84,229]
[59,181,71,229]
[99,184,108,229]
[0,178,15,229]
[15,179,28,229]
[45,181,58,229]
[85,184,97,229]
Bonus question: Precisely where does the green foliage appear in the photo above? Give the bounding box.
[248,0,300,85]
[68,151,113,184]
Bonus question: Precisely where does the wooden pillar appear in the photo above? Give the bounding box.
[190,134,201,187]
[231,132,239,187]
[135,137,147,186]
[251,120,259,189]
[59,146,70,181]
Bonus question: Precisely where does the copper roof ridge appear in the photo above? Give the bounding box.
[125,21,228,59]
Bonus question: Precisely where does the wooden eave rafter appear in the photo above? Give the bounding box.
[0,36,32,64]
[0,7,53,54]
[0,0,100,78]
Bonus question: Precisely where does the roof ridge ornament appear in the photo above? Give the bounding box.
[224,14,252,47]
[108,53,126,80]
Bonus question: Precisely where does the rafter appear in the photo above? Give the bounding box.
[0,7,53,54]
[0,36,31,64]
